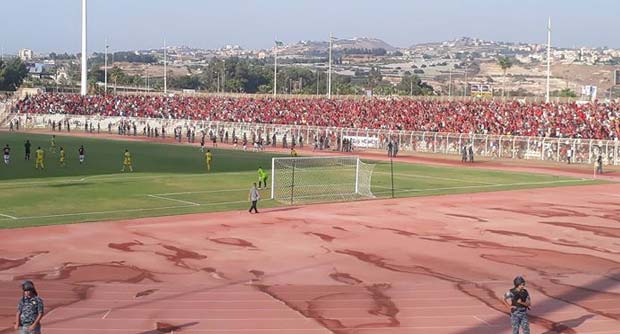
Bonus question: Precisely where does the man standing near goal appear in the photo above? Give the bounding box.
[257,166,268,189]
[248,183,260,213]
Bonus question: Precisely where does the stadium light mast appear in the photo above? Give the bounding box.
[80,0,88,96]
[273,40,278,97]
[546,17,552,103]
[327,33,333,99]
[104,39,108,94]
[163,39,167,95]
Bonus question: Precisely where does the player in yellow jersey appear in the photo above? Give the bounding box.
[290,147,298,157]
[121,149,133,172]
[59,147,66,167]
[50,135,57,153]
[35,147,45,170]
[205,149,213,172]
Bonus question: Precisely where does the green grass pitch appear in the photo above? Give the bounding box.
[0,132,603,229]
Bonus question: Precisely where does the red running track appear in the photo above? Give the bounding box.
[1,181,619,333]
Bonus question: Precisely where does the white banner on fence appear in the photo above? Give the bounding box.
[344,135,379,149]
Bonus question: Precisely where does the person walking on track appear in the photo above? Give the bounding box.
[248,183,260,214]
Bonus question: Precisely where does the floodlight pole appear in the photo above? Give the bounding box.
[164,39,167,94]
[328,32,333,99]
[80,0,88,96]
[273,41,278,97]
[104,39,108,94]
[546,17,552,103]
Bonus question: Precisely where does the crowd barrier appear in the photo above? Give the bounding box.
[7,113,620,166]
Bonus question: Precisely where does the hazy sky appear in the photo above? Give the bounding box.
[2,0,619,54]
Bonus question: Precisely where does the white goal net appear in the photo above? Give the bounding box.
[270,156,375,204]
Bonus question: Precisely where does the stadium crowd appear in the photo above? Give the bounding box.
[12,93,620,140]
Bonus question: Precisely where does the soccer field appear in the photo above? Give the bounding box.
[0,132,603,228]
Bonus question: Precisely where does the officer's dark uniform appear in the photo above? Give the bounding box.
[17,281,44,334]
[504,276,530,334]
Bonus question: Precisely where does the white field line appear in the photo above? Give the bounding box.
[0,199,255,221]
[0,213,17,220]
[147,194,200,206]
[0,204,195,221]
[0,170,255,188]
[154,188,248,196]
[374,171,495,185]
[373,178,589,195]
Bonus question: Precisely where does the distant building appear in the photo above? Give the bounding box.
[19,49,34,61]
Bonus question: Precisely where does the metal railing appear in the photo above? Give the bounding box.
[6,113,620,166]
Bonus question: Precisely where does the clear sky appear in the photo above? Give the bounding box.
[2,0,619,54]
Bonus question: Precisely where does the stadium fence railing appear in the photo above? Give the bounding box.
[6,113,620,166]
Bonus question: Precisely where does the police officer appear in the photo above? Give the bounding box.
[15,280,44,334]
[503,276,531,334]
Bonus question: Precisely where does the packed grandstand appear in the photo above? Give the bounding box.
[11,93,620,140]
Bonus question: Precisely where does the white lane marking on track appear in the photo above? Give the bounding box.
[101,309,111,320]
[473,315,490,326]
[147,194,200,206]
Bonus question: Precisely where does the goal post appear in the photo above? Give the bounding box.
[270,156,375,204]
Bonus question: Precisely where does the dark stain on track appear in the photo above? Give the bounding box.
[305,232,336,242]
[155,245,207,269]
[209,237,257,248]
[135,289,158,298]
[15,262,160,284]
[362,224,418,237]
[0,252,48,271]
[485,229,619,254]
[446,213,488,222]
[540,221,620,238]
[108,240,144,252]
[329,272,363,285]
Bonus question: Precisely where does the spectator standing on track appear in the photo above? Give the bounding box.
[14,280,44,334]
[566,147,572,164]
[596,154,603,174]
[248,182,260,214]
[461,145,468,163]
[387,140,393,157]
[503,276,531,334]
[468,145,474,163]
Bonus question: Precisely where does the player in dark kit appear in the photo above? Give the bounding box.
[3,144,10,165]
[78,145,85,164]
[503,276,531,334]
[24,140,31,160]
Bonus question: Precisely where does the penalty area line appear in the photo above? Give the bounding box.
[0,213,18,220]
[147,194,200,206]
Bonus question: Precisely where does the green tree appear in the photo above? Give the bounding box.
[497,56,513,98]
[0,58,29,91]
[396,75,434,96]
